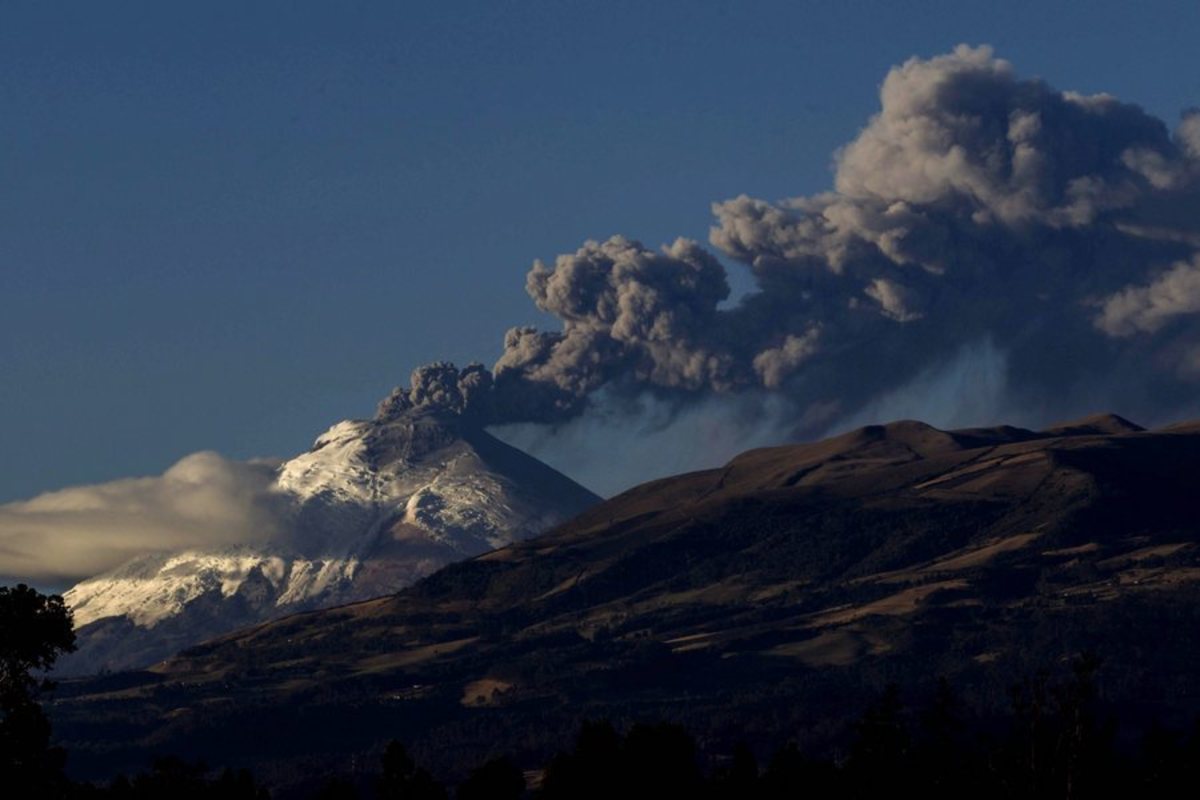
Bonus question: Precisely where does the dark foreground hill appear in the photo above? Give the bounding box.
[51,414,1200,791]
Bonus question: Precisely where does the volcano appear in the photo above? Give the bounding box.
[58,407,599,674]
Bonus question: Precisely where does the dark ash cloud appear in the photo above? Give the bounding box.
[380,44,1200,453]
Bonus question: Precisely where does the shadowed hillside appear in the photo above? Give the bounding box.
[51,414,1200,790]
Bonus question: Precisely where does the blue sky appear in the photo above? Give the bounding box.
[3,0,1199,500]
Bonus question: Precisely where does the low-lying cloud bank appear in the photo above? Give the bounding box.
[0,453,285,583]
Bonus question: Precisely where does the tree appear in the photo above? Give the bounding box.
[542,720,703,800]
[376,741,446,800]
[914,677,976,799]
[0,583,76,795]
[104,758,270,800]
[620,722,702,799]
[847,683,910,797]
[540,720,621,800]
[0,584,75,697]
[311,776,359,800]
[707,743,759,800]
[455,757,523,800]
[760,742,837,799]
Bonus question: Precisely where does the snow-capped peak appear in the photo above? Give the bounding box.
[59,409,599,674]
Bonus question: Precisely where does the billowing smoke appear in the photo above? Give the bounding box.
[0,453,286,583]
[380,44,1200,449]
[377,236,740,425]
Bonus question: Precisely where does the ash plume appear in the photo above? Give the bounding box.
[380,44,1200,444]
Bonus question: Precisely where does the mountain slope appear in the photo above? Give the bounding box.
[53,414,1200,787]
[58,408,599,674]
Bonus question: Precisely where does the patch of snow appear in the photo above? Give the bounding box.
[66,550,290,628]
[276,420,377,504]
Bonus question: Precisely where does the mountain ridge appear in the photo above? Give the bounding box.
[51,413,1200,788]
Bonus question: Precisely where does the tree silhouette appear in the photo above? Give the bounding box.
[312,776,359,800]
[0,583,76,795]
[541,720,702,800]
[913,677,976,798]
[540,720,621,800]
[376,741,446,800]
[847,682,910,795]
[706,742,759,799]
[759,741,837,799]
[455,756,523,800]
[1053,653,1113,800]
[103,757,269,799]
[1001,653,1113,799]
[619,722,702,800]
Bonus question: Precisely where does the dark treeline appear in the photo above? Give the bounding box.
[5,584,1200,799]
[483,656,1200,800]
[23,660,1200,799]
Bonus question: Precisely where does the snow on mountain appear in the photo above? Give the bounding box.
[59,408,599,674]
[66,550,291,629]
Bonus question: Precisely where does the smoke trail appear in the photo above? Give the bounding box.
[380,45,1200,441]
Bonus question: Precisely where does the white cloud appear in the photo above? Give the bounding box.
[1097,254,1200,336]
[0,452,285,583]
